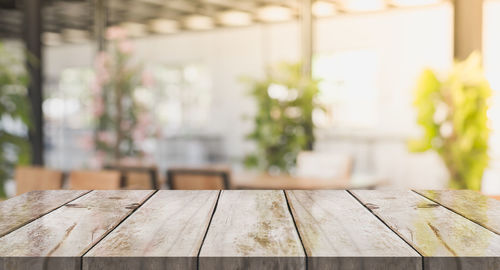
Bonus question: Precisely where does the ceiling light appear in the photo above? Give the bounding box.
[389,0,441,7]
[149,19,179,34]
[257,5,293,22]
[340,0,386,12]
[184,15,215,30]
[62,29,90,44]
[121,22,147,38]
[312,1,337,17]
[42,32,62,46]
[217,10,253,26]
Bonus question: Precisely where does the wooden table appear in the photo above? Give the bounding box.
[1,190,500,270]
[232,173,385,189]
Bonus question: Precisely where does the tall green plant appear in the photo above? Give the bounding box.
[409,53,491,190]
[244,62,321,173]
[0,42,31,197]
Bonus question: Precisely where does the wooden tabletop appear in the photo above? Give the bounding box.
[0,190,500,270]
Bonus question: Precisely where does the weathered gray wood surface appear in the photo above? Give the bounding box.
[416,190,500,235]
[0,190,89,237]
[0,190,154,270]
[2,190,500,270]
[286,190,421,270]
[83,190,220,270]
[199,190,306,270]
[351,190,500,270]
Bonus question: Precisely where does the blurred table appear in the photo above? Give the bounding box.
[231,172,385,189]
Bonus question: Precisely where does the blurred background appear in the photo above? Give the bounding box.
[1,0,500,198]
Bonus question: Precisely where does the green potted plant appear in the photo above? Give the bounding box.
[243,62,321,173]
[0,42,31,197]
[409,53,492,190]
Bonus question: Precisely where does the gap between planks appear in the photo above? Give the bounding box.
[0,190,92,239]
[412,189,500,237]
[196,190,222,270]
[345,190,426,270]
[78,190,159,270]
[283,190,308,270]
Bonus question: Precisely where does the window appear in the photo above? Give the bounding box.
[43,67,95,169]
[146,63,212,133]
[313,49,380,129]
[44,68,94,128]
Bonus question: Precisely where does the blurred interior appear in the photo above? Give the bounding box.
[1,0,500,197]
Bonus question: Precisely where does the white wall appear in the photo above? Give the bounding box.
[44,3,454,188]
[315,4,453,188]
[482,0,500,194]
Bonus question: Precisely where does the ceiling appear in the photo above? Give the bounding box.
[0,0,444,44]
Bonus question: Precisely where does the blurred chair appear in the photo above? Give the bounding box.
[68,170,121,190]
[167,166,230,190]
[296,151,353,185]
[106,164,158,190]
[15,166,64,195]
[490,195,500,201]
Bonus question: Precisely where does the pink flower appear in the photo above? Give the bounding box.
[91,80,102,95]
[94,52,110,83]
[132,128,146,142]
[95,52,109,70]
[106,26,127,40]
[120,120,132,130]
[118,40,134,54]
[93,96,104,117]
[141,70,155,88]
[97,131,116,145]
[77,134,94,150]
[138,113,151,126]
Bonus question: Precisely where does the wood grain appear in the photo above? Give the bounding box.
[0,190,89,237]
[416,190,500,235]
[83,190,220,270]
[351,190,500,269]
[286,190,421,270]
[199,190,305,270]
[0,190,154,270]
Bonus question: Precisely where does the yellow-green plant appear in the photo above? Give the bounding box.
[243,62,321,173]
[409,53,491,190]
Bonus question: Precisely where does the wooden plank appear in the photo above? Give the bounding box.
[0,190,154,270]
[285,190,421,270]
[351,190,500,269]
[199,190,305,270]
[416,190,500,235]
[0,190,89,237]
[83,190,220,270]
